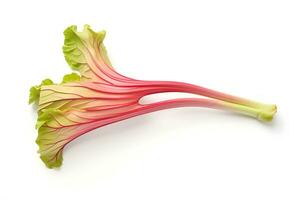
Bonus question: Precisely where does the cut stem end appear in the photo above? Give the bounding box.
[256,104,277,122]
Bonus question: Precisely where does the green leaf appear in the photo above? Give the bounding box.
[29,79,53,104]
[35,108,66,168]
[63,25,111,81]
[36,108,62,129]
[62,73,81,83]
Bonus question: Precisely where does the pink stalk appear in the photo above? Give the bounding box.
[75,98,265,134]
[68,80,276,121]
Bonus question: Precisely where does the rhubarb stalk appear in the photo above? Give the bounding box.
[29,25,277,168]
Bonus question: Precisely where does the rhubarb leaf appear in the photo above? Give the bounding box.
[63,25,112,82]
[29,79,54,104]
[62,73,81,83]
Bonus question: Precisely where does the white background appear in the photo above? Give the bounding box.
[0,0,299,199]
